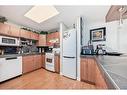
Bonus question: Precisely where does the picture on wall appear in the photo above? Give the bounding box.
[90,27,106,42]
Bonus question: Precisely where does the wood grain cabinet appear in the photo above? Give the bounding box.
[34,55,42,70]
[55,55,60,73]
[9,26,20,37]
[20,29,31,39]
[95,64,108,89]
[80,58,96,84]
[42,54,45,68]
[80,57,108,89]
[37,35,46,46]
[22,54,44,74]
[46,32,60,46]
[0,23,10,36]
[30,32,39,40]
[22,55,34,74]
[106,5,127,22]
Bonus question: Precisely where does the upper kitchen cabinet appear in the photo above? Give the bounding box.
[0,23,10,36]
[30,32,39,40]
[9,26,20,37]
[20,29,31,39]
[37,34,46,46]
[106,5,127,22]
[46,32,60,46]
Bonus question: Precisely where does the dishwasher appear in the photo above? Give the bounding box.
[0,56,22,82]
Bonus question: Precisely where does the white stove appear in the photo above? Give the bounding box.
[45,48,60,72]
[45,52,55,72]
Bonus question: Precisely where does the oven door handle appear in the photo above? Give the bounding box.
[63,56,75,58]
[5,57,17,60]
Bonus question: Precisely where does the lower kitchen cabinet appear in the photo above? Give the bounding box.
[95,64,108,89]
[42,54,45,68]
[34,55,42,70]
[80,57,108,89]
[22,54,44,74]
[55,55,60,73]
[22,55,34,74]
[80,57,96,84]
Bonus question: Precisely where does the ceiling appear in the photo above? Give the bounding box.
[0,5,110,32]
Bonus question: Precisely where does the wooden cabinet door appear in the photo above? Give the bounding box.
[0,23,10,36]
[20,29,26,38]
[20,29,31,39]
[80,58,96,84]
[55,32,60,43]
[80,58,88,81]
[30,32,39,40]
[95,64,108,89]
[42,54,45,68]
[9,26,20,37]
[38,35,46,46]
[46,32,60,46]
[87,58,96,84]
[34,55,42,70]
[55,55,60,73]
[34,33,39,40]
[22,55,34,74]
[46,33,51,45]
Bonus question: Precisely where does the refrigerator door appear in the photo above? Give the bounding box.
[63,57,77,79]
[63,29,76,56]
[62,29,77,79]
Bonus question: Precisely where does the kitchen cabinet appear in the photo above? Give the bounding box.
[22,55,34,74]
[22,54,43,74]
[106,5,127,22]
[95,64,108,89]
[55,55,60,73]
[80,57,108,89]
[0,23,10,36]
[42,54,45,68]
[30,32,39,40]
[46,32,60,46]
[9,26,20,37]
[34,55,42,70]
[37,34,46,46]
[20,29,31,39]
[80,57,96,84]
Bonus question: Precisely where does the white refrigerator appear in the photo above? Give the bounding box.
[62,28,77,79]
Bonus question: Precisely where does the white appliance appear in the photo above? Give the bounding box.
[0,56,22,82]
[0,35,20,46]
[45,53,55,72]
[62,28,77,79]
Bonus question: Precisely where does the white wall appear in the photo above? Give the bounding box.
[82,19,127,53]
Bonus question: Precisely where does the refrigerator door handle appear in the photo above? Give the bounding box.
[63,56,75,58]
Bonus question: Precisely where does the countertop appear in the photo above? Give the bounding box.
[0,52,45,58]
[81,54,127,89]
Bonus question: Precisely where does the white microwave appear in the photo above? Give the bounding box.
[0,36,20,46]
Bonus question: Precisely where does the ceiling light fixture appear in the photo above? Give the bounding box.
[24,6,59,23]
